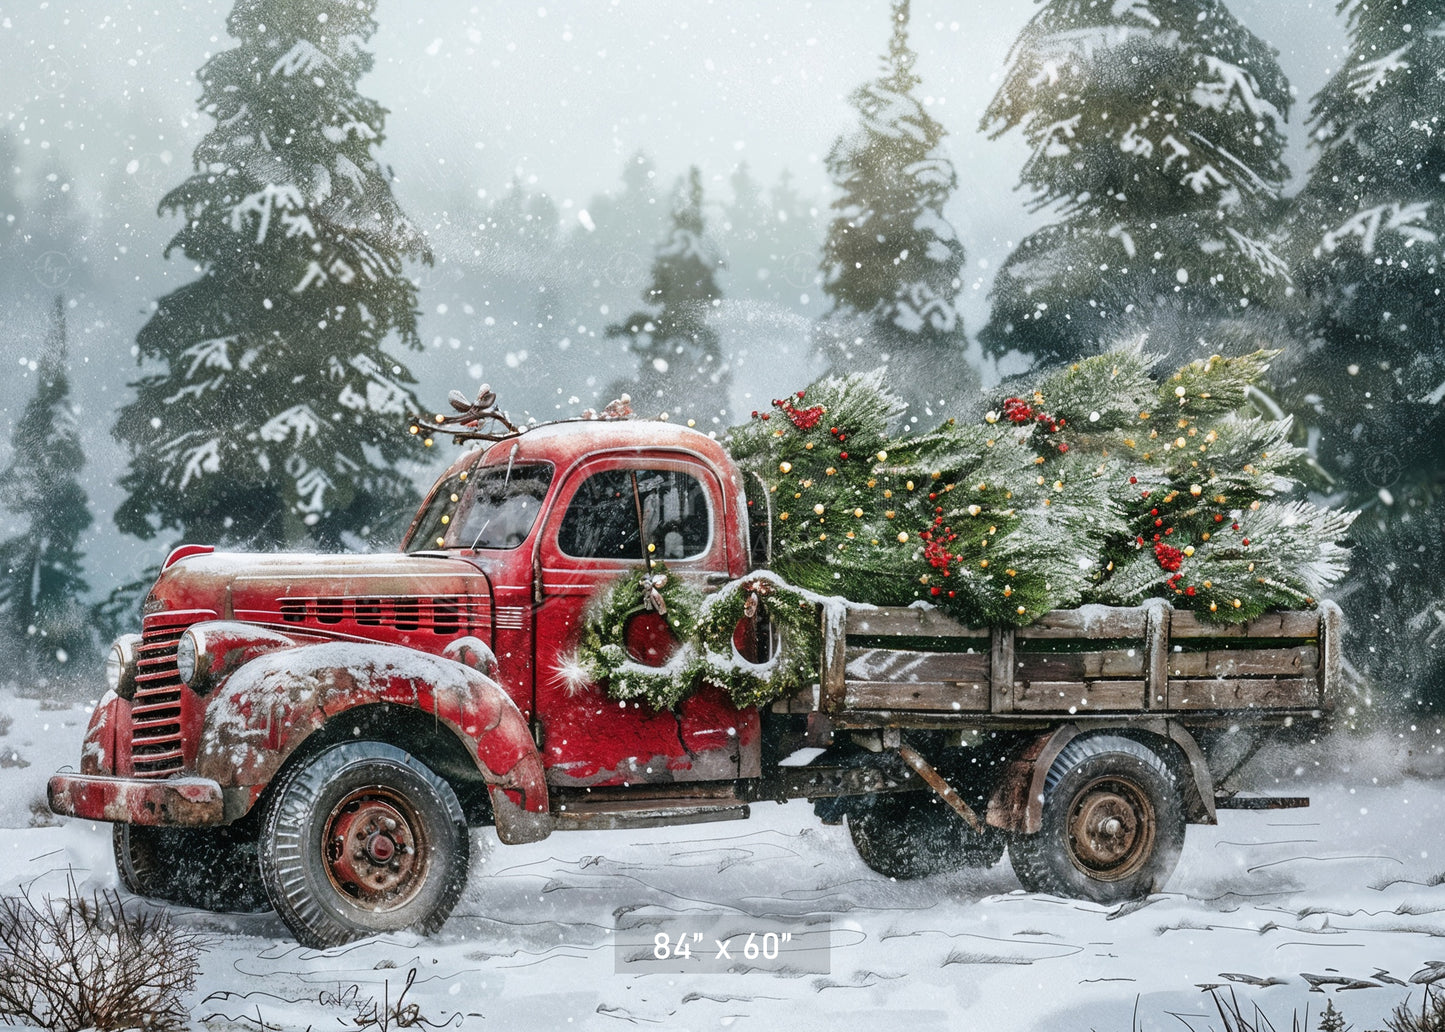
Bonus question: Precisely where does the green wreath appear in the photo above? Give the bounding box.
[568,563,707,711]
[698,571,822,709]
[570,565,824,710]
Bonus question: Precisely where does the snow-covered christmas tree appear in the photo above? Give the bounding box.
[0,297,96,684]
[606,166,730,423]
[729,344,1351,626]
[816,0,974,418]
[1023,345,1354,619]
[1287,0,1445,705]
[113,0,431,551]
[981,0,1295,369]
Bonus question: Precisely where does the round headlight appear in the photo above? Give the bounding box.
[106,634,142,699]
[175,629,199,686]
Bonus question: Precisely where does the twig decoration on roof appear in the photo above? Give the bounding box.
[409,384,522,446]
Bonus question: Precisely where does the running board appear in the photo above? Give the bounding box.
[550,795,750,831]
[1214,795,1310,810]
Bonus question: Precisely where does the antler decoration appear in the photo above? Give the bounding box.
[409,384,523,446]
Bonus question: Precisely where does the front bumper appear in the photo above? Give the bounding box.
[48,772,225,826]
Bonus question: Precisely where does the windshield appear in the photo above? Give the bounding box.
[408,460,554,552]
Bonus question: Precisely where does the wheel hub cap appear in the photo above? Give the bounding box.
[1066,777,1155,881]
[324,792,424,907]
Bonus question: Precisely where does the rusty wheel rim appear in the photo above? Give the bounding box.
[1064,776,1156,882]
[323,786,430,910]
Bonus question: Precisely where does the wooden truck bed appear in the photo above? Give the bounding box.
[776,599,1341,729]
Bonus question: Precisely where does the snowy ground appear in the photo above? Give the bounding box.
[5,688,1445,1032]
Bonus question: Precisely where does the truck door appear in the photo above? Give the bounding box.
[533,455,758,788]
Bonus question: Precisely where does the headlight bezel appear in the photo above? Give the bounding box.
[105,634,142,700]
[175,628,210,690]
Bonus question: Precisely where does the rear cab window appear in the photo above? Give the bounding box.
[555,465,715,563]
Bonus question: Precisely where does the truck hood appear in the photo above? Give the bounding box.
[148,551,494,645]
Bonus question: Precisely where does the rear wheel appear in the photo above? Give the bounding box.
[258,741,469,948]
[848,791,1004,880]
[113,821,269,913]
[1008,735,1184,903]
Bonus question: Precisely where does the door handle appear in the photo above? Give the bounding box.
[705,572,730,585]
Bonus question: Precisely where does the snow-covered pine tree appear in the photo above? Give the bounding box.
[606,166,730,423]
[0,297,96,684]
[816,0,974,418]
[981,0,1294,370]
[113,0,431,551]
[1286,0,1445,708]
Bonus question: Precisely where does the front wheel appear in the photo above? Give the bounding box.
[1008,735,1184,903]
[258,741,470,948]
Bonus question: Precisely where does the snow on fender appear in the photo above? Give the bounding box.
[194,640,549,842]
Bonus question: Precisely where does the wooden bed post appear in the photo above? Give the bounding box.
[990,626,1015,714]
[1143,598,1171,710]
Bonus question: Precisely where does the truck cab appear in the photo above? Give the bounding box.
[49,420,768,947]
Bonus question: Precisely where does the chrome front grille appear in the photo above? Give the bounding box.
[130,620,190,778]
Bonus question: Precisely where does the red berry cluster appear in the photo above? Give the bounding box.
[920,508,957,576]
[1001,396,1068,451]
[759,390,825,431]
[1154,542,1183,572]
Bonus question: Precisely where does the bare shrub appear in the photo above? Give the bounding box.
[1388,987,1445,1032]
[0,876,206,1031]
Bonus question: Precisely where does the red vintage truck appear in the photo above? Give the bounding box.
[49,414,1341,947]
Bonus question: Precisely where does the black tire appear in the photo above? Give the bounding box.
[113,821,270,913]
[1008,735,1185,903]
[258,741,469,948]
[848,791,1004,880]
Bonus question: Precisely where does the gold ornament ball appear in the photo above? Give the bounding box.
[896,532,909,544]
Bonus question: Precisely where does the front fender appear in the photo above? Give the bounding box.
[195,641,549,843]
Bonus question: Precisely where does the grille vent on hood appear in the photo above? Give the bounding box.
[276,596,483,635]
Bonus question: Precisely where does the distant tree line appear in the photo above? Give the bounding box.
[0,0,1437,713]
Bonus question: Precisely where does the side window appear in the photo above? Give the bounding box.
[557,467,711,560]
[637,470,710,559]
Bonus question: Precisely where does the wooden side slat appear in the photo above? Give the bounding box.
[845,648,989,684]
[1014,605,1148,639]
[1166,646,1318,678]
[1014,650,1146,680]
[1011,679,1146,712]
[1169,609,1320,639]
[1166,678,1319,710]
[843,680,990,712]
[845,607,989,639]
